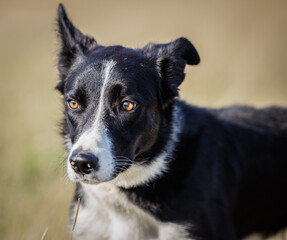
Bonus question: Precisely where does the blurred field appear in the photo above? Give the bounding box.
[0,0,287,239]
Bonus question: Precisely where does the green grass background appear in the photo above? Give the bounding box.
[0,0,287,239]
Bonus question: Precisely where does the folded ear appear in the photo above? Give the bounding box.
[56,4,98,93]
[143,38,200,107]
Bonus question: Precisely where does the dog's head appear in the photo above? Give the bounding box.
[56,4,200,187]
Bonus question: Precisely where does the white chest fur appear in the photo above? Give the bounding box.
[71,183,191,240]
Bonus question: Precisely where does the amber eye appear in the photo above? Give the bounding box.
[122,101,136,112]
[68,100,79,109]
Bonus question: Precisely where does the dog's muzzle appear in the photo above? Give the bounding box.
[69,151,99,175]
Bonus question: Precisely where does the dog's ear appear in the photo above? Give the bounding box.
[56,4,98,93]
[143,38,200,107]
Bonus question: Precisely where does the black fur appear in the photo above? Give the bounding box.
[56,4,287,240]
[123,104,287,239]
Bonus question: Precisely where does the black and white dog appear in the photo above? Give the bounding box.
[56,4,287,240]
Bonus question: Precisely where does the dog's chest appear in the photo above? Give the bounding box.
[71,183,191,240]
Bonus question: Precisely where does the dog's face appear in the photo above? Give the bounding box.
[62,48,162,184]
[56,4,200,187]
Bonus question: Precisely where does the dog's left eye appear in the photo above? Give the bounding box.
[122,101,137,112]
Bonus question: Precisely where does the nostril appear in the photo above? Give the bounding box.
[70,159,78,170]
[79,161,97,174]
[70,159,78,172]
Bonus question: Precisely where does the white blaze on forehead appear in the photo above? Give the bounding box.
[67,60,116,182]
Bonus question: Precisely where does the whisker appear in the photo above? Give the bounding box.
[113,155,150,169]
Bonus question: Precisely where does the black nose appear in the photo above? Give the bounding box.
[69,152,98,175]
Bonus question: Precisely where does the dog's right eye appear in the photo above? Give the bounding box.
[68,100,79,110]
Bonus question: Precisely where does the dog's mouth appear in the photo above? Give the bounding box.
[67,151,148,185]
[67,166,116,185]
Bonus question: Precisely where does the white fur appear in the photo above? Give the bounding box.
[67,60,116,183]
[71,182,192,240]
[113,104,183,188]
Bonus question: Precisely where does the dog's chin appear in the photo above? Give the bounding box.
[70,175,117,185]
[80,178,105,185]
[67,170,119,185]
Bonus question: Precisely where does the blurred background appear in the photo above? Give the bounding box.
[0,0,287,239]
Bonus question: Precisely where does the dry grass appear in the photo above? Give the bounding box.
[40,227,48,240]
[72,198,81,232]
[0,0,287,239]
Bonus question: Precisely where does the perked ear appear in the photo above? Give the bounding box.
[143,38,200,106]
[56,3,98,93]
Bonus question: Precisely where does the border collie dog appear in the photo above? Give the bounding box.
[56,4,287,240]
